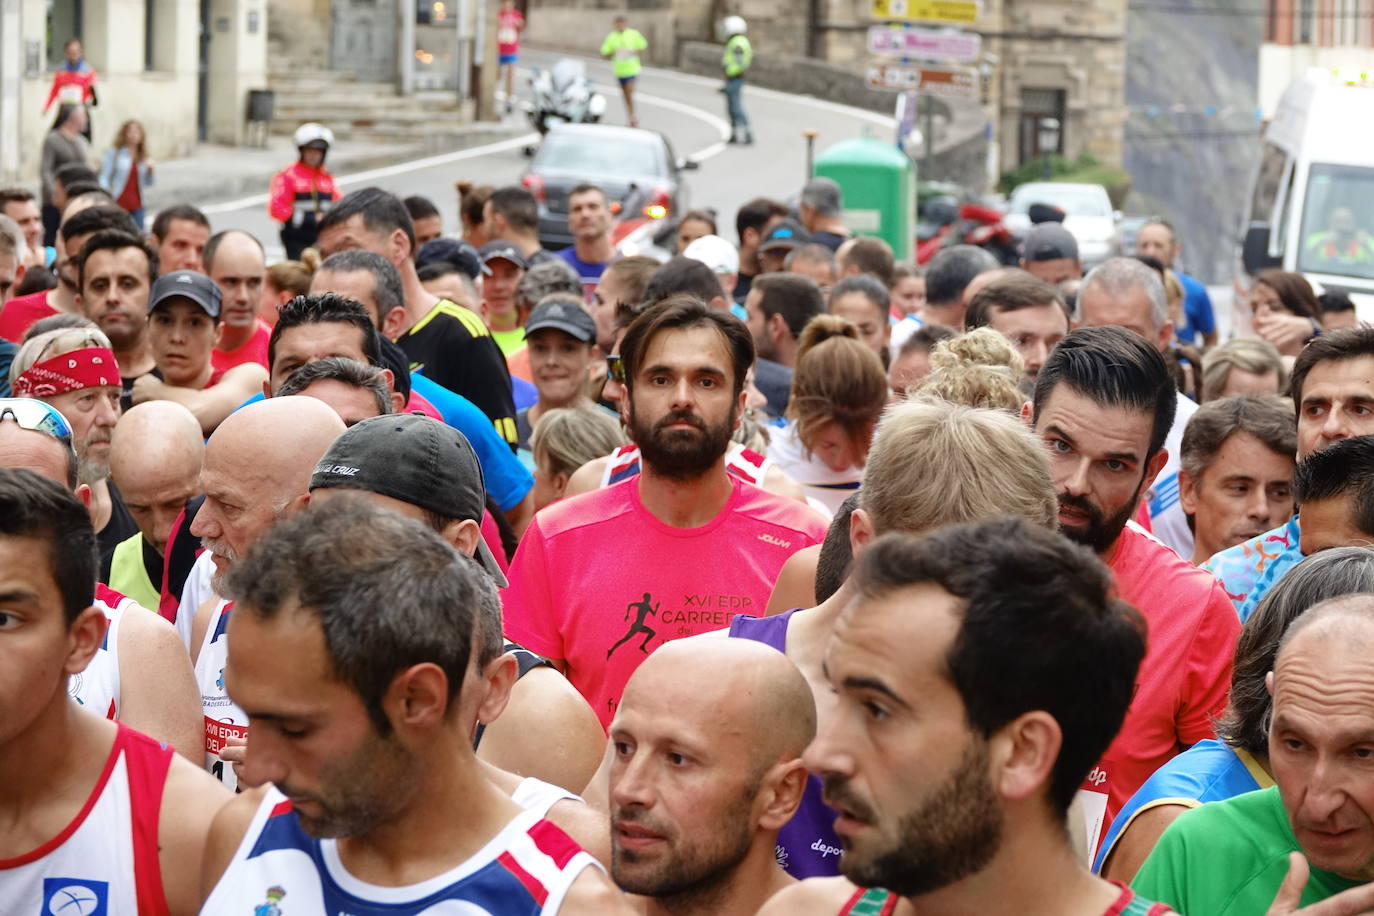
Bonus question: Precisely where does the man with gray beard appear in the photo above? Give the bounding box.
[185,396,345,789]
[9,321,137,555]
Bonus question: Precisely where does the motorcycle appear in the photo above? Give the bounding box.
[915,193,1019,266]
[526,59,607,135]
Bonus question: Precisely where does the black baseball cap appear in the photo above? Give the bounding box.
[148,270,222,318]
[417,237,489,279]
[758,218,810,253]
[1022,223,1079,262]
[524,300,597,342]
[309,413,507,587]
[479,241,529,269]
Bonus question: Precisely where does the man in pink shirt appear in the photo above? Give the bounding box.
[1027,325,1241,862]
[205,230,271,371]
[504,295,828,727]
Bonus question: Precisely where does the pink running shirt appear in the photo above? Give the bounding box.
[497,9,524,57]
[1076,521,1239,860]
[503,476,827,727]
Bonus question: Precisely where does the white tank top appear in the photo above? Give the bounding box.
[201,787,600,915]
[511,776,581,820]
[175,551,216,651]
[69,584,131,721]
[194,597,247,791]
[0,724,173,914]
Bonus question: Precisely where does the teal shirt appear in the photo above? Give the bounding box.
[1133,787,1362,914]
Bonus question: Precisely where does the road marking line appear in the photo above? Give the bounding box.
[632,90,730,163]
[201,132,539,215]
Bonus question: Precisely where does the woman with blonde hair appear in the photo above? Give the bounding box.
[767,314,887,514]
[529,404,627,512]
[913,326,1028,413]
[99,119,154,229]
[258,250,321,326]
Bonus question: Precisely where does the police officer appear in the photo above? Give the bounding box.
[722,16,753,145]
[268,123,340,259]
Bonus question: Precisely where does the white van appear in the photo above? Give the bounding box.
[1238,69,1374,323]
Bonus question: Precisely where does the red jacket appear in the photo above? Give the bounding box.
[44,66,97,112]
[267,160,339,224]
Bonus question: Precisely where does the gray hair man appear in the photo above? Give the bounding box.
[1078,256,1197,559]
[798,177,850,252]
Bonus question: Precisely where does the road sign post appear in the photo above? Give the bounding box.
[867,24,981,61]
[871,0,979,24]
[865,63,980,99]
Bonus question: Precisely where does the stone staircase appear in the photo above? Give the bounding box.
[267,49,474,149]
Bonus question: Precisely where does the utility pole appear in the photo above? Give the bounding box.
[0,0,21,183]
[922,93,936,181]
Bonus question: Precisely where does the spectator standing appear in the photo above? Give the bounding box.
[722,16,753,145]
[268,123,340,259]
[496,0,525,113]
[98,120,154,230]
[601,15,648,127]
[799,178,851,251]
[40,104,90,247]
[1135,219,1216,348]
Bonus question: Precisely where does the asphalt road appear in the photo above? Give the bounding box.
[203,49,897,260]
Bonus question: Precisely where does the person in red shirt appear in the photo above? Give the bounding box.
[0,204,137,344]
[268,123,339,260]
[131,270,268,434]
[496,0,525,113]
[1027,326,1241,862]
[204,230,270,370]
[43,39,97,129]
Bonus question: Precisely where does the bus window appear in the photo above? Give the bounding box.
[1298,164,1374,281]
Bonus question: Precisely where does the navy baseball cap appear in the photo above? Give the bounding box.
[417,237,489,279]
[148,270,222,318]
[479,241,529,269]
[758,218,810,253]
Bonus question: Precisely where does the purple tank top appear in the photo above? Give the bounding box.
[728,609,842,879]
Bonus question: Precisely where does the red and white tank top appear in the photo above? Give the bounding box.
[69,584,133,722]
[0,724,172,915]
[194,598,247,790]
[201,787,600,915]
[601,440,771,488]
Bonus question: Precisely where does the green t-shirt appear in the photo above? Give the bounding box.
[492,326,526,357]
[600,28,647,78]
[1132,787,1363,914]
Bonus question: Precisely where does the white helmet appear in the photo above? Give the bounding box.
[293,122,334,149]
[724,15,747,36]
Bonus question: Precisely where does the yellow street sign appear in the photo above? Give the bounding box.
[871,0,979,24]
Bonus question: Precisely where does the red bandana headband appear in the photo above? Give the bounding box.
[13,346,120,398]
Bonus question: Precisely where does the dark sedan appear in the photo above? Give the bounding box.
[522,123,696,250]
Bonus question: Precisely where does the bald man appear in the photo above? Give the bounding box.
[104,400,204,610]
[0,407,202,761]
[186,396,346,788]
[1134,595,1374,915]
[206,229,272,371]
[608,639,814,915]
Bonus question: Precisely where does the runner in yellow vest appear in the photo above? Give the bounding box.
[600,15,648,127]
[722,16,753,145]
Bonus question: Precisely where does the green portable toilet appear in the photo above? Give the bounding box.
[813,137,914,262]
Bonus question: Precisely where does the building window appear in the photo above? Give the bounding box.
[46,0,83,67]
[1298,0,1314,43]
[1019,88,1066,165]
[1265,0,1279,41]
[145,0,156,68]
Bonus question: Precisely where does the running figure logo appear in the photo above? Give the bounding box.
[608,592,659,659]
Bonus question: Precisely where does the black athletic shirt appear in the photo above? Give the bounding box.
[394,299,518,450]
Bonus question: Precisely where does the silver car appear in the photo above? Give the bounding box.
[1004,182,1122,268]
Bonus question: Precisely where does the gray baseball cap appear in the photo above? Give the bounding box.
[523,299,597,342]
[148,270,222,318]
[1022,223,1079,262]
[309,413,507,587]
